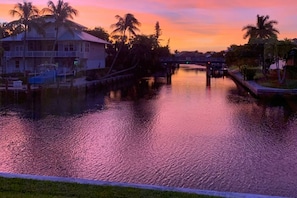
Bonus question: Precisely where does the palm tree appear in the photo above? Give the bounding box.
[41,0,78,63]
[111,13,141,43]
[242,14,279,44]
[242,15,279,73]
[0,22,9,73]
[9,1,40,72]
[108,13,141,74]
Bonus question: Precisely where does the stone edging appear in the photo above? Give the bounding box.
[0,172,286,198]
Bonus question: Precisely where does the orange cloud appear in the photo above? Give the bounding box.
[1,0,297,52]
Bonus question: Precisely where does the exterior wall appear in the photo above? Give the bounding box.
[3,57,39,73]
[3,42,107,73]
[84,42,106,70]
[1,21,108,74]
[3,41,107,73]
[3,58,20,73]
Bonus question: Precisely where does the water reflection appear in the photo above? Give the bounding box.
[0,77,165,120]
[1,65,297,197]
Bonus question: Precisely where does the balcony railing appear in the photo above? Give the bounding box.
[4,51,84,58]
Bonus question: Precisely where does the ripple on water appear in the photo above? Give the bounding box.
[1,67,297,197]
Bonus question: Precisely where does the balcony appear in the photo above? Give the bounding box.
[4,51,84,58]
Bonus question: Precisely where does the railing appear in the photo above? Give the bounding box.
[4,51,84,58]
[160,57,225,63]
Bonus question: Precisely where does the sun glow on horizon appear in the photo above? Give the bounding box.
[1,0,297,52]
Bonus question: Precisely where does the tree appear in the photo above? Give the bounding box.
[242,14,279,44]
[242,14,279,73]
[155,21,161,39]
[41,0,78,63]
[129,34,171,76]
[0,22,9,73]
[108,13,141,74]
[265,39,297,84]
[111,13,141,44]
[9,1,40,72]
[225,44,260,67]
[85,27,110,41]
[0,22,11,39]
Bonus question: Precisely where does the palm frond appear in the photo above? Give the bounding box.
[242,14,279,43]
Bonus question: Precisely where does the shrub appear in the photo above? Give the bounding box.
[241,66,258,80]
[285,66,297,79]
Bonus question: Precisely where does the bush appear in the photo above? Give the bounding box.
[285,66,297,79]
[241,66,257,80]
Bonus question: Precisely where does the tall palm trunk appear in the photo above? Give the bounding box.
[50,26,59,64]
[276,58,286,84]
[22,26,27,75]
[108,30,126,74]
[261,43,267,76]
[107,41,123,74]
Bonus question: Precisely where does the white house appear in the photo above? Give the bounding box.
[0,17,110,74]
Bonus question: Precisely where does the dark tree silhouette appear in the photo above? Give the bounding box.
[108,13,141,74]
[9,1,41,72]
[41,0,78,63]
[242,14,279,44]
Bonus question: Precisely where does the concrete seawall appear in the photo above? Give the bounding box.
[228,70,297,98]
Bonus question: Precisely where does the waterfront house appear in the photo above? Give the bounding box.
[0,16,110,74]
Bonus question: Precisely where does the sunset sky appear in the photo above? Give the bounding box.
[1,0,297,52]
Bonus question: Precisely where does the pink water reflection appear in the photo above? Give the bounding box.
[1,65,297,197]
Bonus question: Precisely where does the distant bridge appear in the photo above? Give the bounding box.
[160,56,227,85]
[160,57,225,65]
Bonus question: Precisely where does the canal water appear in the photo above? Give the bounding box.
[1,64,297,197]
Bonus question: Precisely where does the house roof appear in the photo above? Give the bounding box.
[0,30,110,45]
[59,30,110,44]
[41,15,87,30]
[0,34,23,42]
[1,15,110,44]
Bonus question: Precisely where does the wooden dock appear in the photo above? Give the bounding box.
[0,74,135,98]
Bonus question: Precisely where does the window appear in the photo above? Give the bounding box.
[15,46,23,51]
[28,42,34,51]
[47,44,52,51]
[64,42,76,51]
[64,44,68,51]
[69,43,74,51]
[15,60,20,68]
[85,43,90,52]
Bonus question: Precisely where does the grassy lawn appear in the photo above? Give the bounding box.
[255,70,297,89]
[234,66,297,89]
[0,177,216,198]
[256,78,297,89]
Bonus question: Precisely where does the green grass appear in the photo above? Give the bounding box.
[0,177,216,198]
[232,65,297,89]
[255,70,297,89]
[256,79,297,89]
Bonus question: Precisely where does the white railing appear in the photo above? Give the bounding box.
[4,51,84,58]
